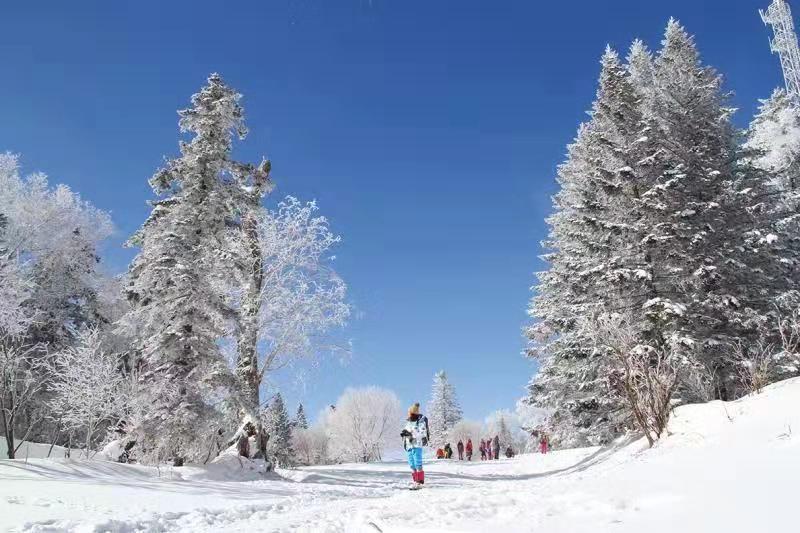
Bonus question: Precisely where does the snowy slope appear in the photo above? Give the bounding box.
[2,378,799,532]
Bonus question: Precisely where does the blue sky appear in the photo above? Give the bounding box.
[0,0,786,422]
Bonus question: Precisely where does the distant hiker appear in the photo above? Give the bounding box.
[492,435,500,460]
[400,402,429,489]
[479,439,487,460]
[539,433,550,455]
[505,446,515,458]
[486,437,494,460]
[466,438,474,461]
[436,448,445,459]
[444,443,453,459]
[457,440,465,460]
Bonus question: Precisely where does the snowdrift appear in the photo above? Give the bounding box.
[2,377,799,532]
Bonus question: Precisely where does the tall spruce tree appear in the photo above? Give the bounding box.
[743,89,800,376]
[639,20,772,396]
[427,371,462,447]
[263,393,294,467]
[525,20,777,446]
[525,48,651,446]
[124,74,252,464]
[294,403,309,430]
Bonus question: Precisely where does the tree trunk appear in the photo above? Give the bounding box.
[85,421,93,459]
[1,395,15,459]
[2,418,14,460]
[236,209,264,414]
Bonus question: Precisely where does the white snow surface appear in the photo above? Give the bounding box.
[3,377,800,532]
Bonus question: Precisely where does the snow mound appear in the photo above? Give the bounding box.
[188,446,271,482]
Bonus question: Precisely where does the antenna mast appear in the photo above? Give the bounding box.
[761,0,800,102]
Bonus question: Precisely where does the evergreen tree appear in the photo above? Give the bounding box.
[427,371,462,447]
[525,21,777,446]
[294,403,309,430]
[745,89,800,306]
[640,20,772,395]
[123,74,250,464]
[525,47,650,446]
[263,393,294,467]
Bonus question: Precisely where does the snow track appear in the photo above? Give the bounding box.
[3,378,800,532]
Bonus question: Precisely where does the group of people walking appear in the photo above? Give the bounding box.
[437,435,507,461]
[478,436,501,460]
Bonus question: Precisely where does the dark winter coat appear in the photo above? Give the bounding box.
[492,436,500,452]
[457,441,464,452]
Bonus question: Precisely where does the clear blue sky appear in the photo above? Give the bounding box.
[0,0,785,422]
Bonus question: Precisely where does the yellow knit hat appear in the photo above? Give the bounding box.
[408,403,420,417]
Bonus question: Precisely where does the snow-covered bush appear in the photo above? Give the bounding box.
[47,328,127,458]
[725,341,778,396]
[325,387,402,463]
[592,313,678,447]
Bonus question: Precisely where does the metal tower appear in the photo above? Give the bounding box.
[761,0,800,102]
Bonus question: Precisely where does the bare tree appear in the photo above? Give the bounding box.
[324,387,401,463]
[777,307,800,368]
[291,426,329,466]
[448,420,483,447]
[590,313,678,447]
[726,340,777,396]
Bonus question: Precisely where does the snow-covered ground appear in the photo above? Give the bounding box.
[2,378,799,532]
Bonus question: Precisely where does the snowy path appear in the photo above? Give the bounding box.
[3,379,800,532]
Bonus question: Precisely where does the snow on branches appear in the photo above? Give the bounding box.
[325,387,402,463]
[47,328,128,458]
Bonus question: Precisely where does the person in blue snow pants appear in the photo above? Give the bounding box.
[400,402,429,486]
[407,446,423,471]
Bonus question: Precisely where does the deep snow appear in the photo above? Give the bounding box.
[2,378,799,532]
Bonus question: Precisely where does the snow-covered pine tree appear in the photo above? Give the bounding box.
[638,20,773,397]
[262,393,294,467]
[294,403,309,430]
[427,371,463,447]
[745,89,800,303]
[741,89,800,383]
[525,47,652,447]
[123,74,251,464]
